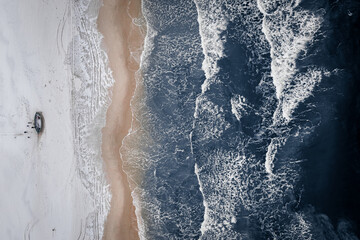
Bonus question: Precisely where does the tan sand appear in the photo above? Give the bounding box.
[97,0,144,239]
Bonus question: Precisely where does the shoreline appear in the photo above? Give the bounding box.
[97,0,144,239]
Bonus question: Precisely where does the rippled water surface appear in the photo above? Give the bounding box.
[123,0,360,239]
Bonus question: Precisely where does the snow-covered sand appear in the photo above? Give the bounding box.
[0,0,110,239]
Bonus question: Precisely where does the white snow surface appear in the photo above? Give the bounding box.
[0,0,109,239]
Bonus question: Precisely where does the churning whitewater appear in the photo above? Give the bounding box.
[118,0,360,239]
[85,0,360,239]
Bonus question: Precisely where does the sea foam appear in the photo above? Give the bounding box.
[192,1,261,238]
[259,1,325,175]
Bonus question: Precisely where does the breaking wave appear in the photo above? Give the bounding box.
[70,0,360,238]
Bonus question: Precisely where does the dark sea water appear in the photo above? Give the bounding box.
[125,0,360,239]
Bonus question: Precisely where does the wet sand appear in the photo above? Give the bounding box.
[97,0,144,239]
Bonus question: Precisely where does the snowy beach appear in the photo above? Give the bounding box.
[0,0,112,239]
[0,0,96,239]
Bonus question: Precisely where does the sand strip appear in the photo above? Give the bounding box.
[97,0,144,239]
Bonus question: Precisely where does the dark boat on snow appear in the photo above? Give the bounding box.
[34,112,44,133]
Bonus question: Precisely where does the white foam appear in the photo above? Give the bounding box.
[258,1,325,174]
[265,139,277,175]
[193,149,247,238]
[192,1,260,238]
[194,96,231,139]
[257,0,301,15]
[194,0,228,94]
[262,9,323,102]
[281,68,323,121]
[231,95,252,121]
[294,213,313,238]
[193,0,231,145]
[194,163,210,236]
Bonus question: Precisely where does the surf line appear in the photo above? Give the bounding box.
[192,0,229,237]
[97,0,145,239]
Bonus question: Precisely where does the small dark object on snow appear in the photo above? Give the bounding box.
[34,112,44,133]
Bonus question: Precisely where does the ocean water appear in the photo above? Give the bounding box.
[122,0,360,239]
